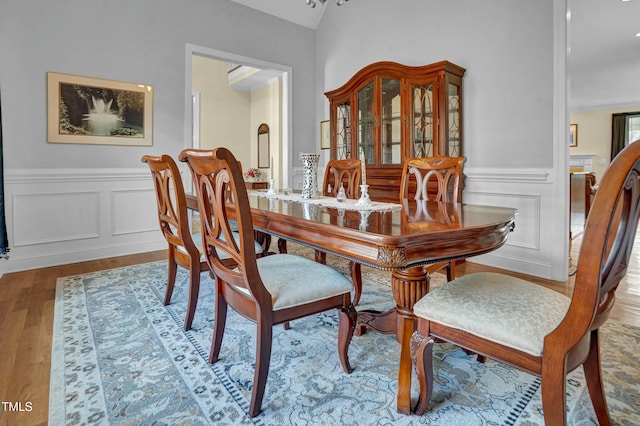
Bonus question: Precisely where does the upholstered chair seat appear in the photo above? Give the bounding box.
[413,272,570,356]
[228,254,354,310]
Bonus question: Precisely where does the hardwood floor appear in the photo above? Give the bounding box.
[0,235,638,425]
[0,250,166,426]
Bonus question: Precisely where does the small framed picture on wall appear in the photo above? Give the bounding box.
[570,123,578,147]
[320,120,330,150]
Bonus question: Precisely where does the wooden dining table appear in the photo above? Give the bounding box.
[187,192,517,413]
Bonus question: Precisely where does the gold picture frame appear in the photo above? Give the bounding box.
[570,123,578,147]
[320,120,330,150]
[47,72,153,146]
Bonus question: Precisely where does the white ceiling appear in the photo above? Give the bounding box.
[229,0,326,29]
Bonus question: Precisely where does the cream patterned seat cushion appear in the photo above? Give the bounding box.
[413,272,571,357]
[232,254,354,311]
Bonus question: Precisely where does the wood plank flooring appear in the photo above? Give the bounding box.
[0,234,638,425]
[0,251,166,426]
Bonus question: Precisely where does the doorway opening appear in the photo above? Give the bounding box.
[185,44,292,188]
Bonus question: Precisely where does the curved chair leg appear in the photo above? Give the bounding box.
[350,261,362,306]
[277,238,288,254]
[337,301,357,374]
[209,278,228,364]
[164,250,178,306]
[583,329,612,426]
[183,258,201,331]
[541,359,568,425]
[249,318,273,418]
[411,331,434,415]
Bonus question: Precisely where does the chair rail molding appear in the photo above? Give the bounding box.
[4,165,562,280]
[4,167,166,273]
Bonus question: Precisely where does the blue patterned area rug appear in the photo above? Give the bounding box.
[50,246,640,425]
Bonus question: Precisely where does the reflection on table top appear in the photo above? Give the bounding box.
[187,193,517,270]
[248,195,516,237]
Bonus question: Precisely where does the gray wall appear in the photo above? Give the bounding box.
[315,0,555,170]
[0,0,316,168]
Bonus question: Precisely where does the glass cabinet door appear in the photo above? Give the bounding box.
[409,80,436,158]
[357,81,375,165]
[381,78,401,165]
[447,81,462,157]
[335,101,351,160]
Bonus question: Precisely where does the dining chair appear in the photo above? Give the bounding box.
[400,156,465,281]
[142,154,209,331]
[142,154,264,330]
[178,147,357,418]
[322,158,362,199]
[277,158,365,305]
[410,140,640,425]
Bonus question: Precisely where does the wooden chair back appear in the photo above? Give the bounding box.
[178,148,270,307]
[142,154,208,330]
[400,156,465,281]
[323,159,361,198]
[142,154,197,255]
[572,141,640,341]
[400,156,465,202]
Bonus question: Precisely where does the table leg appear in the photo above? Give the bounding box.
[355,266,430,413]
[392,267,430,414]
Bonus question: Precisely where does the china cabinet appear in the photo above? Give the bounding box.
[325,61,465,202]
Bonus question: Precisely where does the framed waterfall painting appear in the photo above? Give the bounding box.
[47,72,153,146]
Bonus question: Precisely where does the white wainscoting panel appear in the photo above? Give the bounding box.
[463,191,540,250]
[463,166,566,280]
[112,188,158,236]
[2,168,166,274]
[13,191,100,246]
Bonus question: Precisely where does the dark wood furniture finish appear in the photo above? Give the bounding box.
[411,142,640,425]
[325,61,465,202]
[400,156,466,281]
[141,154,209,331]
[185,191,516,413]
[179,148,357,418]
[244,181,268,190]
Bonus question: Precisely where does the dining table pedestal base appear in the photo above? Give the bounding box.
[355,266,431,414]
